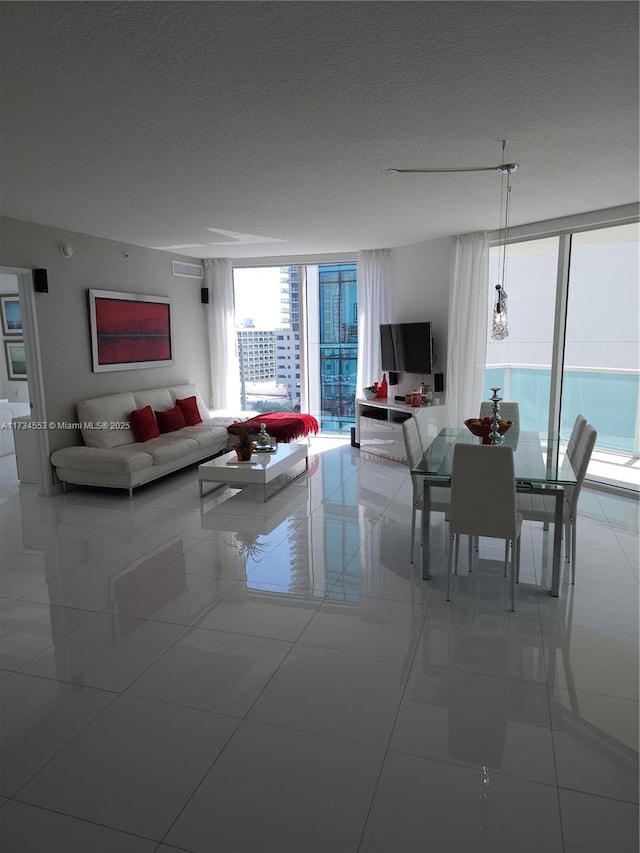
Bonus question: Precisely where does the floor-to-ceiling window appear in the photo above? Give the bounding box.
[317,262,358,433]
[562,223,639,485]
[485,219,639,490]
[233,267,297,413]
[233,261,358,433]
[485,237,559,432]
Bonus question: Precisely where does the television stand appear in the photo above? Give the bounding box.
[353,397,446,464]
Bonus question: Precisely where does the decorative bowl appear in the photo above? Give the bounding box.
[464,418,513,444]
[363,388,378,401]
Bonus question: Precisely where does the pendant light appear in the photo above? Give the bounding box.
[491,141,518,341]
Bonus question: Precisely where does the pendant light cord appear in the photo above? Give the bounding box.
[498,140,512,303]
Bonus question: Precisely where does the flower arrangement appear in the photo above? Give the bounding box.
[227,421,258,459]
[363,384,379,400]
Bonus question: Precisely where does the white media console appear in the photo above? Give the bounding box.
[353,397,446,464]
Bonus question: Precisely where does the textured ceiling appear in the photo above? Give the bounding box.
[1,1,638,258]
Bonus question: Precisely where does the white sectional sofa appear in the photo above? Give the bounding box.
[50,383,241,497]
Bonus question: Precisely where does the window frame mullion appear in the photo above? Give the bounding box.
[546,233,571,475]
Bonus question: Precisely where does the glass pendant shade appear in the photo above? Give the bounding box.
[491,284,509,340]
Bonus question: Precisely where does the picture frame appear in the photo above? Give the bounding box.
[4,339,27,380]
[1,294,22,335]
[88,289,174,372]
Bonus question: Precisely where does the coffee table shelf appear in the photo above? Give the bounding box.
[198,443,309,501]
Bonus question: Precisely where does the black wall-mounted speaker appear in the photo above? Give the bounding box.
[434,372,444,393]
[33,268,49,293]
[200,287,209,304]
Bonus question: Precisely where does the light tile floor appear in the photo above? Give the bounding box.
[0,440,638,852]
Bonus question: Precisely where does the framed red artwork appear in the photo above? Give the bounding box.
[89,289,174,372]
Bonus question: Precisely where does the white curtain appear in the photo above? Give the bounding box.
[356,248,392,394]
[446,232,490,425]
[204,258,241,412]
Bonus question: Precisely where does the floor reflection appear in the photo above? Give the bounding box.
[0,440,637,852]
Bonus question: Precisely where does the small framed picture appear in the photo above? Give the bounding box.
[4,340,27,380]
[1,294,22,335]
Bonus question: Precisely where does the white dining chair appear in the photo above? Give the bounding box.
[566,413,587,458]
[413,407,438,451]
[479,400,520,429]
[469,402,519,557]
[540,413,587,532]
[517,422,597,584]
[402,417,450,563]
[446,443,521,611]
[563,423,597,580]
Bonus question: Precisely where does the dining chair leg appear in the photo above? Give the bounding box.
[571,519,577,584]
[410,508,416,564]
[447,534,455,601]
[503,539,509,577]
[511,537,518,612]
[454,534,460,575]
[468,535,473,572]
[565,520,571,563]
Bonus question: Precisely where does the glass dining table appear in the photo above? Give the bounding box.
[411,428,577,597]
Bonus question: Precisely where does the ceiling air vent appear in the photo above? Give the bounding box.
[171,260,204,279]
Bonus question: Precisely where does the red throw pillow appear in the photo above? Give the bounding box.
[155,406,187,433]
[130,406,160,442]
[175,395,202,426]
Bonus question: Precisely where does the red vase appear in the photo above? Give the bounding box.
[378,374,388,400]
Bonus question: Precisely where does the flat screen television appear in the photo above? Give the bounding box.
[380,322,433,375]
[380,323,397,371]
[394,322,433,374]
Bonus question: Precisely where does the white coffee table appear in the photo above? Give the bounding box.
[198,443,309,501]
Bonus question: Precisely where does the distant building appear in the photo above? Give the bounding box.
[275,328,301,405]
[281,266,299,332]
[318,262,358,431]
[277,267,302,406]
[236,327,276,383]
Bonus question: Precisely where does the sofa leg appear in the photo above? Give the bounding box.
[128,487,133,500]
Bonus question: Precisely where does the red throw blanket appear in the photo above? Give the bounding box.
[227,412,319,443]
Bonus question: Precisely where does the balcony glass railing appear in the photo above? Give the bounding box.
[485,364,639,456]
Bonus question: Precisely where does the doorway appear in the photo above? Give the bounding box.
[0,272,31,486]
[0,266,52,495]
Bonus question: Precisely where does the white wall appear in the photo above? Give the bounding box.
[0,217,211,453]
[390,236,455,395]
